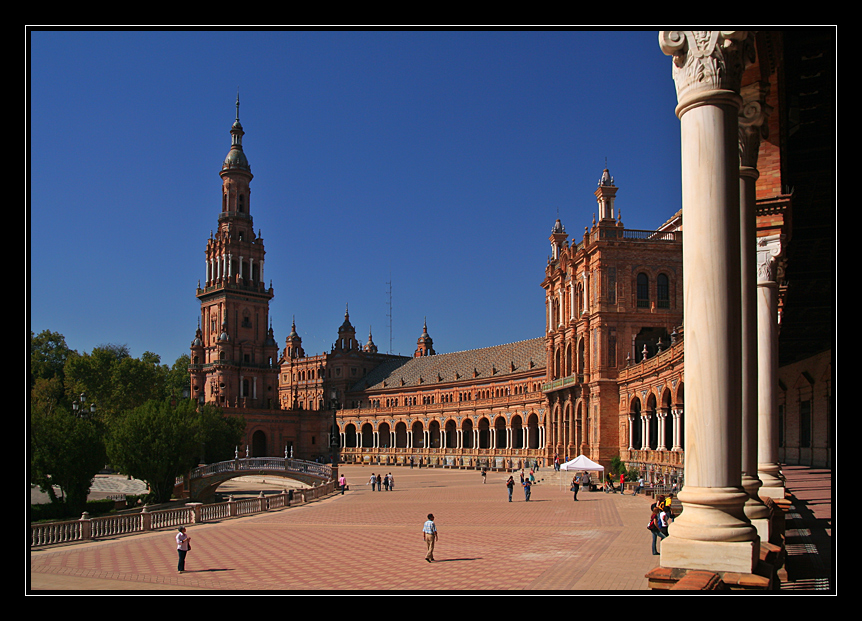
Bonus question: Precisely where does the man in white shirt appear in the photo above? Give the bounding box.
[422,513,438,562]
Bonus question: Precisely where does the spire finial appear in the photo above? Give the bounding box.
[236,89,240,123]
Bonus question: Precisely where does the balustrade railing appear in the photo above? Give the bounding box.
[32,458,334,548]
[31,479,338,548]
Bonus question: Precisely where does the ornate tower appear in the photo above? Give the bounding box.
[190,98,279,410]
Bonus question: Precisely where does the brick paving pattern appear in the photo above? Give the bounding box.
[29,464,833,592]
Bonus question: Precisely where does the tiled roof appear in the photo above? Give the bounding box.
[349,337,546,393]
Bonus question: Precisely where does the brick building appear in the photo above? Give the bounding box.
[189,30,832,486]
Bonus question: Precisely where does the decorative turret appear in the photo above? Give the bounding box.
[364,327,378,354]
[285,317,305,359]
[595,167,619,222]
[335,305,358,351]
[222,93,251,175]
[414,319,435,357]
[550,218,568,260]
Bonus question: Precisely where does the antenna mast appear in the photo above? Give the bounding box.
[386,275,393,354]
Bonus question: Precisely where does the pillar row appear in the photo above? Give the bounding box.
[659,30,759,574]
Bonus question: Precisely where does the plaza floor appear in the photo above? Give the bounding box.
[28,464,833,594]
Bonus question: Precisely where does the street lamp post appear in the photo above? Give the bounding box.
[71,393,96,418]
[330,389,340,467]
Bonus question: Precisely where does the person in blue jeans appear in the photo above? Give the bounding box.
[506,476,514,502]
[649,507,667,555]
[523,478,532,501]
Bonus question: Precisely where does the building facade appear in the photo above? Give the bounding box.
[189,31,832,489]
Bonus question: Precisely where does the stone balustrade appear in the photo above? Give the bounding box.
[31,480,338,548]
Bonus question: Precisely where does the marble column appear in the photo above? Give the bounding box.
[671,407,683,451]
[657,408,668,451]
[739,82,773,539]
[659,30,759,573]
[757,234,786,497]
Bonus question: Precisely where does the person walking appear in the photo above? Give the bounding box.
[422,513,438,562]
[388,473,395,491]
[523,477,532,501]
[634,476,644,496]
[176,527,191,573]
[506,476,515,502]
[369,473,376,491]
[619,472,626,495]
[377,473,382,491]
[481,468,487,484]
[571,475,579,501]
[339,474,347,494]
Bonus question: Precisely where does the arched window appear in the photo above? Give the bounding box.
[657,273,670,309]
[637,273,650,308]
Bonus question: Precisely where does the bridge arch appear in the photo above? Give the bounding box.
[186,457,333,502]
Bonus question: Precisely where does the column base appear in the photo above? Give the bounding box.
[758,485,785,500]
[660,536,760,574]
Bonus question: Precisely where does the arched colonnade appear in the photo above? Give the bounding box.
[340,412,546,452]
[625,383,685,452]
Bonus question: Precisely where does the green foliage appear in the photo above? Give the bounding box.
[105,399,199,503]
[608,455,641,481]
[29,401,107,515]
[30,330,74,389]
[105,398,243,503]
[164,354,191,403]
[29,330,204,510]
[609,455,625,475]
[30,498,119,523]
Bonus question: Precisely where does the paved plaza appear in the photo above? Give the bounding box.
[29,464,833,593]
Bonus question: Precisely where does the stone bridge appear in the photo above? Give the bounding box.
[178,457,334,502]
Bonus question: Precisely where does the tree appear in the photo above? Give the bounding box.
[164,354,191,402]
[30,330,74,389]
[64,345,168,418]
[105,399,243,503]
[30,397,106,515]
[196,406,245,463]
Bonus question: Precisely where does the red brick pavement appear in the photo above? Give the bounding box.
[29,464,833,593]
[779,465,834,592]
[30,466,662,592]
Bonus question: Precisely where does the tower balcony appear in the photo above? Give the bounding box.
[218,210,253,224]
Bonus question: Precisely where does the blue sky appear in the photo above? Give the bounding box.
[29,29,682,367]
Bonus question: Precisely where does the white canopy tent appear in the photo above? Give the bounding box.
[559,455,605,488]
[560,455,604,472]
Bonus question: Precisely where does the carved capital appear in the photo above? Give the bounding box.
[756,234,784,284]
[659,31,756,112]
[739,82,773,169]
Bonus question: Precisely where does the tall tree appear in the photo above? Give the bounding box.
[105,399,243,503]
